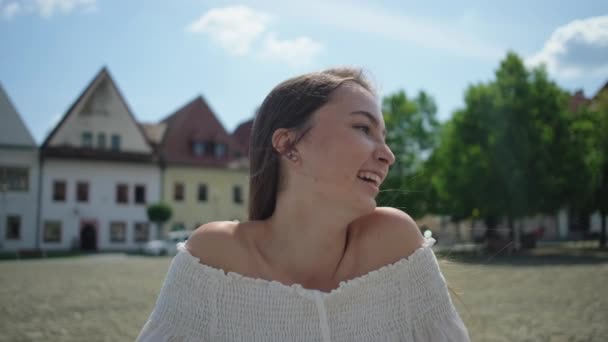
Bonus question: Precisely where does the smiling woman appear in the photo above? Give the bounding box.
[137,67,470,341]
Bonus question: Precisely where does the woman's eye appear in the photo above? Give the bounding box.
[354,125,371,134]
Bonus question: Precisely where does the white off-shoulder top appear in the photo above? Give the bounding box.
[137,237,470,341]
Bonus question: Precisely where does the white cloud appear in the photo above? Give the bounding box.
[188,5,323,66]
[258,33,323,67]
[280,1,502,61]
[0,0,96,20]
[188,6,272,56]
[527,15,608,78]
[1,2,20,19]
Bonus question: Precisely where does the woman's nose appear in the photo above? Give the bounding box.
[376,143,395,166]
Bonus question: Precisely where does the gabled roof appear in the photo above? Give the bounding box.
[40,67,155,161]
[140,122,167,146]
[41,67,151,152]
[0,83,36,147]
[232,117,254,157]
[160,96,244,167]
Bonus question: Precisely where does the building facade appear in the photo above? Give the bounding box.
[39,68,161,252]
[0,84,39,252]
[159,97,250,233]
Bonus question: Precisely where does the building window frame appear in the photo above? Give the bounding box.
[214,143,226,158]
[111,134,121,151]
[134,222,150,242]
[0,167,29,192]
[97,132,107,149]
[53,180,67,202]
[82,131,93,147]
[76,181,89,203]
[134,184,146,205]
[198,184,208,202]
[233,185,243,204]
[6,215,21,240]
[116,183,129,204]
[43,220,62,242]
[109,221,127,243]
[174,182,185,201]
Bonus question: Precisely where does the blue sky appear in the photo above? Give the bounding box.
[1,0,607,143]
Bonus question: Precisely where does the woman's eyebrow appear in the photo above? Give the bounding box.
[350,110,386,137]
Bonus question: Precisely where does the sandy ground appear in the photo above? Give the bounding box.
[0,250,606,341]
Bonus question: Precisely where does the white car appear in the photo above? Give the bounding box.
[143,230,191,256]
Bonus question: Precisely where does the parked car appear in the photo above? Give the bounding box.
[143,230,191,256]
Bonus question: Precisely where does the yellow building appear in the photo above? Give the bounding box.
[162,166,249,231]
[151,96,253,233]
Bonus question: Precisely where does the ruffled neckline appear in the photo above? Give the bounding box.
[175,237,436,299]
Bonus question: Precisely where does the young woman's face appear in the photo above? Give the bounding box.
[296,84,395,213]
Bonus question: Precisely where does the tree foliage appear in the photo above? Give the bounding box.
[377,90,439,218]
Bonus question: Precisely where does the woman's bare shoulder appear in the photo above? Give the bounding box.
[185,221,257,274]
[349,207,425,269]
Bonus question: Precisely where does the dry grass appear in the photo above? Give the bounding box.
[0,250,606,341]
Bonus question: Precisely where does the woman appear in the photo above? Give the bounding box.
[137,68,470,341]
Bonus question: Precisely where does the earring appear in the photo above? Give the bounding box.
[286,151,297,161]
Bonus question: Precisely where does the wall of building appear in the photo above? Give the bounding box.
[163,166,248,231]
[0,147,38,252]
[39,159,160,251]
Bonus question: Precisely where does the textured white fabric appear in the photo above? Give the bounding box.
[137,237,470,341]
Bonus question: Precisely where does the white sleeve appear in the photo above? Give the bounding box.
[405,239,471,341]
[135,244,220,341]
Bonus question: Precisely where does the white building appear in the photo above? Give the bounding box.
[39,68,161,252]
[0,83,39,252]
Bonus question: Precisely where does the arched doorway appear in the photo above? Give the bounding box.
[80,221,97,252]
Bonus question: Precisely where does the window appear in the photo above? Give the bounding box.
[233,185,243,204]
[6,215,20,240]
[193,142,206,156]
[82,132,93,147]
[0,167,29,192]
[110,222,126,242]
[174,183,184,201]
[97,133,106,149]
[111,134,121,151]
[134,185,146,204]
[134,222,149,242]
[43,221,62,242]
[53,180,66,202]
[214,143,226,158]
[198,184,208,202]
[76,182,89,203]
[116,184,128,204]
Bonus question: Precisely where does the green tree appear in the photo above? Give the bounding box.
[587,91,608,248]
[378,90,440,218]
[147,202,173,239]
[431,52,577,246]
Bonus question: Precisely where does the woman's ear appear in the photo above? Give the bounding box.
[272,128,299,161]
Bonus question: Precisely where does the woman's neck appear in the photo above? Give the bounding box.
[257,190,359,289]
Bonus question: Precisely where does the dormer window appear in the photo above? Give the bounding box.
[193,142,206,156]
[214,143,226,158]
[82,132,93,147]
[111,134,121,151]
[97,133,106,149]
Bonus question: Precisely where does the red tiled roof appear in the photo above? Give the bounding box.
[232,118,254,157]
[160,96,245,167]
[568,90,590,113]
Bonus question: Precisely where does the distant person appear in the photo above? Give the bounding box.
[137,68,470,341]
